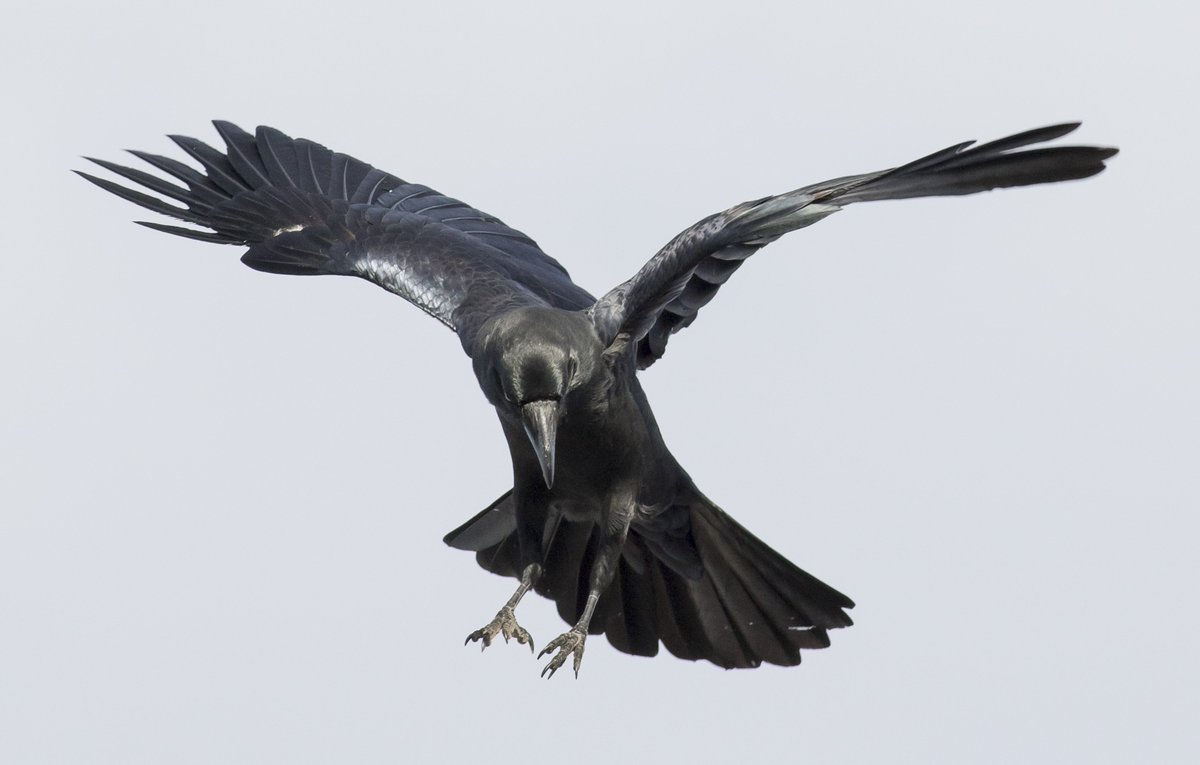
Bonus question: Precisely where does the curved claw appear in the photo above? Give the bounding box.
[464,606,533,653]
[538,628,587,679]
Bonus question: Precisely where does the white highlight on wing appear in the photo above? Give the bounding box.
[353,255,456,329]
[271,224,306,237]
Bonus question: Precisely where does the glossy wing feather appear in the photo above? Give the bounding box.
[80,121,594,344]
[601,123,1117,368]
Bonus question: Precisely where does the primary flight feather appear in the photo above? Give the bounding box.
[81,121,1116,677]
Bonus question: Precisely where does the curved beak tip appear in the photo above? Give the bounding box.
[521,400,560,489]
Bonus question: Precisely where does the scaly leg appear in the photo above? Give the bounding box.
[465,563,541,652]
[466,479,550,654]
[539,509,631,678]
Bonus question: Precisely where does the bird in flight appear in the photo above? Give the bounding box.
[81,121,1116,678]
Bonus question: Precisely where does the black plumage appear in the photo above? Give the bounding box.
[81,121,1116,676]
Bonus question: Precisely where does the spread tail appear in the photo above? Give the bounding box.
[445,489,853,669]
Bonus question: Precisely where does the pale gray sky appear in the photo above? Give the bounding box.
[2,1,1196,763]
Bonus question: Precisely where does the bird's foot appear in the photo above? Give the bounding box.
[465,606,534,652]
[538,627,587,679]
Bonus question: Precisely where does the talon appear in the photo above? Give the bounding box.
[539,628,587,679]
[464,606,531,656]
[520,629,534,652]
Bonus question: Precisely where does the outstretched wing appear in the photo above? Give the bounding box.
[79,121,595,344]
[590,123,1118,368]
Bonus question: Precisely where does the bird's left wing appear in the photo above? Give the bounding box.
[588,123,1117,368]
[79,121,594,344]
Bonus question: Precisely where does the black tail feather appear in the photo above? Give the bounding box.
[452,491,852,669]
[615,560,661,657]
[650,560,711,661]
[443,491,516,551]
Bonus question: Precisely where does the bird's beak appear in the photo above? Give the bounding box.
[521,399,560,489]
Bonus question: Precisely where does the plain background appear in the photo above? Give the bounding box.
[2,1,1196,762]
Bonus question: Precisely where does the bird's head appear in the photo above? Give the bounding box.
[474,308,603,489]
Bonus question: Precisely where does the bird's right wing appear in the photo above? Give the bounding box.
[79,121,595,346]
[588,123,1117,368]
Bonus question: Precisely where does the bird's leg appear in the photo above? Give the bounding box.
[465,563,541,652]
[539,508,632,679]
[466,484,548,654]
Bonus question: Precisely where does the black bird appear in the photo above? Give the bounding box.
[80,122,1116,677]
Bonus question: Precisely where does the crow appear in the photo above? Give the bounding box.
[80,122,1116,677]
